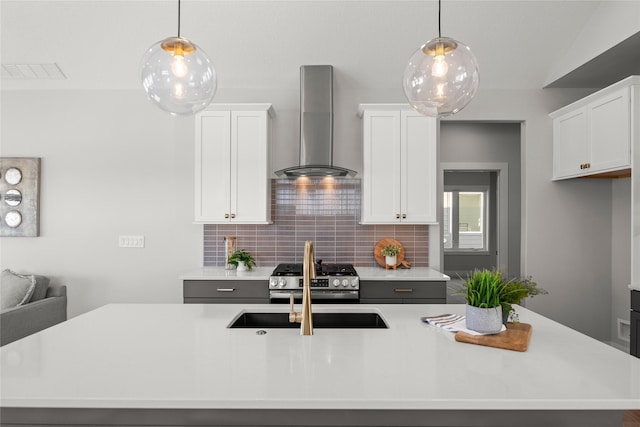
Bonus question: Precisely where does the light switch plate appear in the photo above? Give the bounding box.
[119,235,145,248]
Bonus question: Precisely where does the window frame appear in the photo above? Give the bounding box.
[443,185,490,254]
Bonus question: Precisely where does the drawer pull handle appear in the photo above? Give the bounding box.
[394,288,414,293]
[216,288,236,292]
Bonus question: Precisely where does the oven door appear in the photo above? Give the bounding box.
[269,289,359,304]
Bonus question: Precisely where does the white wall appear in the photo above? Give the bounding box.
[0,90,202,318]
[611,178,632,348]
[546,1,640,86]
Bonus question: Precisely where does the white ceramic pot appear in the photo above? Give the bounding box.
[465,304,503,334]
[385,255,397,267]
[236,261,249,272]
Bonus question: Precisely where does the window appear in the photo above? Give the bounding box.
[443,188,488,251]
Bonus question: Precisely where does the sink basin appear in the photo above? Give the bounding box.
[228,312,388,329]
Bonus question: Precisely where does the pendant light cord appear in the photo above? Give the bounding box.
[177,0,181,38]
[438,0,442,39]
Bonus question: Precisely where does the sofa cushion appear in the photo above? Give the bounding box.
[29,275,50,302]
[1,269,36,310]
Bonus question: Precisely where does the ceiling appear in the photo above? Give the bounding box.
[0,1,637,93]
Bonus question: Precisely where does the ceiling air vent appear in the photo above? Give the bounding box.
[1,63,66,80]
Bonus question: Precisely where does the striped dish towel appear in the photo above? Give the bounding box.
[421,314,505,336]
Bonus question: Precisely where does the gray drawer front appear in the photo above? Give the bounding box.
[632,290,640,311]
[184,280,268,300]
[360,281,446,300]
[184,297,268,304]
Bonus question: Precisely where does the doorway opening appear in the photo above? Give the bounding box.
[441,164,509,283]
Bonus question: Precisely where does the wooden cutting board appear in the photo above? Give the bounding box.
[455,323,532,352]
[374,238,406,268]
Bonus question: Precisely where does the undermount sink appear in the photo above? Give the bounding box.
[228,311,388,329]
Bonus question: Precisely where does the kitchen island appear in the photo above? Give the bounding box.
[1,303,639,426]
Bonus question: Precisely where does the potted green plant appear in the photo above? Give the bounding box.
[500,276,547,323]
[462,269,505,334]
[228,249,256,272]
[380,243,401,267]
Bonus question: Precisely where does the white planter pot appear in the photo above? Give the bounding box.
[385,255,397,266]
[236,261,249,272]
[465,304,503,334]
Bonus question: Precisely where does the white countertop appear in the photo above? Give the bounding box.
[1,303,638,411]
[180,267,449,281]
[181,267,275,280]
[356,267,449,281]
[630,283,640,291]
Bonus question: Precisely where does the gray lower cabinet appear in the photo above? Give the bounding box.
[632,290,639,358]
[360,281,446,304]
[183,280,269,304]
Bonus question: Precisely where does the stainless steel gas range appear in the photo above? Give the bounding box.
[269,262,359,303]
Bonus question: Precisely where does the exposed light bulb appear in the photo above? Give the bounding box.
[173,82,184,98]
[432,54,448,77]
[170,54,188,77]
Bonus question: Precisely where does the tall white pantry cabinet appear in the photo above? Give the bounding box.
[195,104,273,224]
[359,104,438,224]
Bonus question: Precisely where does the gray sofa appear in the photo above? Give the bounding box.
[1,271,67,346]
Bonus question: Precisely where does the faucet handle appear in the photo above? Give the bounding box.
[289,294,302,323]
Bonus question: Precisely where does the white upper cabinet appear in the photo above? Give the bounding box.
[359,104,438,224]
[551,77,638,180]
[195,104,273,223]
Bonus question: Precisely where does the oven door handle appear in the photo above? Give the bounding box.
[269,290,358,300]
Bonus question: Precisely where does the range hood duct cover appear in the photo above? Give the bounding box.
[275,65,356,178]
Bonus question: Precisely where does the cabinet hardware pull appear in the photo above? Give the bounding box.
[394,288,414,293]
[224,214,230,218]
[402,214,407,219]
[585,163,591,169]
[396,214,400,219]
[231,213,236,218]
[216,288,236,292]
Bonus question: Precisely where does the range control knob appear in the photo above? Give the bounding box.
[342,279,349,287]
[269,278,278,288]
[278,278,287,288]
[333,279,340,287]
[350,280,357,288]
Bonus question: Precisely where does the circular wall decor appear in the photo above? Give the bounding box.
[4,167,23,185]
[5,210,22,228]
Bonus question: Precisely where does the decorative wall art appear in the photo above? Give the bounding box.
[0,158,41,237]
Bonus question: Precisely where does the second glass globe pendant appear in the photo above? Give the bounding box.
[141,0,216,116]
[403,0,479,117]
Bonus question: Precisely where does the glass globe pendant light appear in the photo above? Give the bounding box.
[141,0,216,116]
[402,0,479,117]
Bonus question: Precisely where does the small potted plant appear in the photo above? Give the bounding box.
[500,276,547,323]
[462,269,505,334]
[228,249,256,272]
[381,243,401,268]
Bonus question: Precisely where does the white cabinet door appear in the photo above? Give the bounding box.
[361,106,437,224]
[196,111,232,222]
[362,110,402,224]
[195,106,272,224]
[230,110,270,223]
[588,87,630,173]
[553,107,588,179]
[402,111,437,223]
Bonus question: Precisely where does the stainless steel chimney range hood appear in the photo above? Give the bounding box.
[275,65,356,178]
